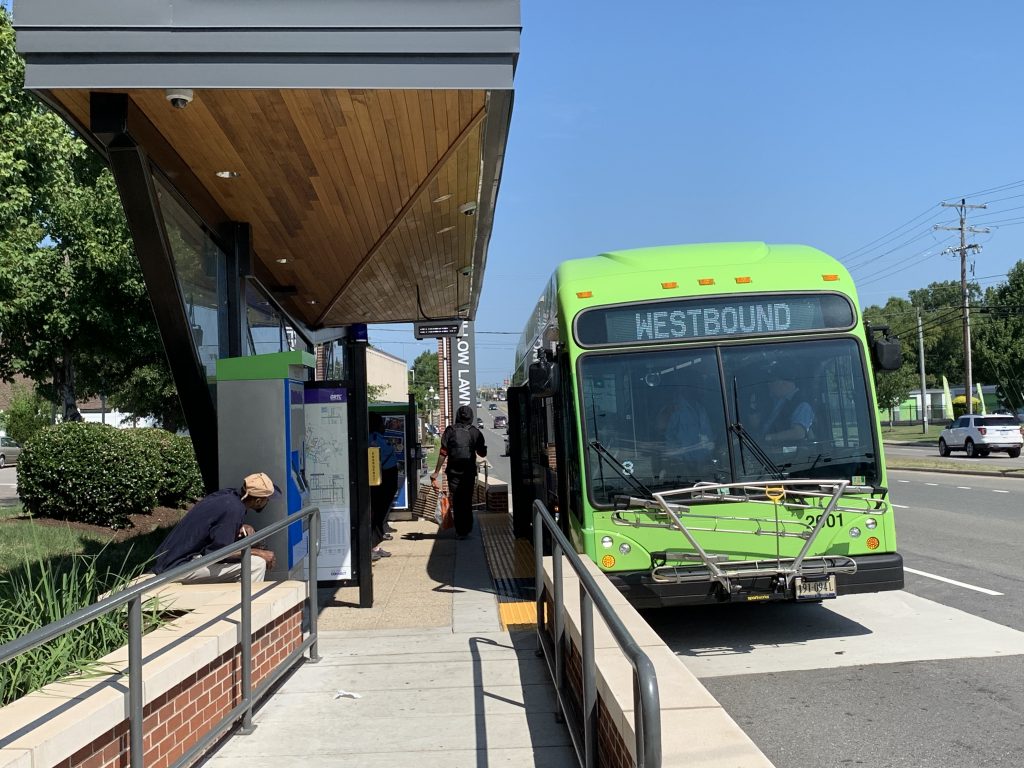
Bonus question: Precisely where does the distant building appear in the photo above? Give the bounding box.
[888,385,1003,424]
[366,347,409,403]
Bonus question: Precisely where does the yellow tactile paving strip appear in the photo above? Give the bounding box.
[478,511,538,629]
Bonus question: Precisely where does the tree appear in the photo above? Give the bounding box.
[408,351,440,416]
[973,260,1024,412]
[2,382,51,444]
[0,11,181,427]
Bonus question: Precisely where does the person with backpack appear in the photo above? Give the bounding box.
[430,405,487,539]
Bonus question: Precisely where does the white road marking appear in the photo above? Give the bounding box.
[904,567,1003,596]
[956,486,972,490]
[674,591,1024,678]
[892,503,909,509]
[925,482,938,486]
[897,479,910,483]
[993,489,1009,494]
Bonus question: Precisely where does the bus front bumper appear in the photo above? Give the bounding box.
[606,553,904,609]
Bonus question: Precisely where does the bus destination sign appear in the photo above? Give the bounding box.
[575,293,854,347]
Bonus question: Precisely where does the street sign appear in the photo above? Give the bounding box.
[414,320,463,339]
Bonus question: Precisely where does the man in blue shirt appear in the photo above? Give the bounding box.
[152,472,279,583]
[369,413,400,561]
[761,375,815,445]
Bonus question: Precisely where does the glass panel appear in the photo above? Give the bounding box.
[154,176,227,380]
[579,338,880,505]
[245,281,289,355]
[579,349,729,503]
[721,339,878,485]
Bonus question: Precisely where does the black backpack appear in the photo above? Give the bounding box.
[447,423,476,463]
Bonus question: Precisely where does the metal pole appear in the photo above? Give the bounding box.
[581,586,597,768]
[534,506,545,642]
[308,508,321,662]
[959,200,973,413]
[552,542,564,697]
[240,547,254,733]
[918,309,928,432]
[128,597,144,768]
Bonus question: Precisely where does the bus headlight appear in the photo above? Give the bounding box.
[601,536,614,549]
[619,543,631,555]
[865,518,878,529]
[849,527,861,538]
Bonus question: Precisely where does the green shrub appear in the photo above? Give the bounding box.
[3,383,52,445]
[18,422,160,528]
[129,429,204,508]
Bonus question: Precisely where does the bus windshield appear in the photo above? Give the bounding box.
[579,338,880,504]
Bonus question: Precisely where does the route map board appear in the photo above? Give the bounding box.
[305,385,352,581]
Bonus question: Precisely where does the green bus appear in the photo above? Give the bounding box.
[507,242,904,608]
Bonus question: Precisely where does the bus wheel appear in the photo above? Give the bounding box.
[938,438,950,457]
[965,439,977,458]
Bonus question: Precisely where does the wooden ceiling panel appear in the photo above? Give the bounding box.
[50,86,488,328]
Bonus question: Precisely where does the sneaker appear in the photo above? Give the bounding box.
[383,533,393,541]
[385,525,398,533]
[374,548,392,558]
[371,550,382,562]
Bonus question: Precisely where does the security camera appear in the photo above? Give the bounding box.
[460,266,473,277]
[457,201,477,216]
[165,88,194,109]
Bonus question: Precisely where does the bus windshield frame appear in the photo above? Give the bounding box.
[578,336,881,507]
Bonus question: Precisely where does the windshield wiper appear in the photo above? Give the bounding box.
[728,422,785,480]
[589,440,655,498]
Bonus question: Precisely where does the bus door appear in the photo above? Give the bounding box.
[508,384,537,538]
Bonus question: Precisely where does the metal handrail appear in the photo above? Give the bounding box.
[0,504,322,768]
[533,500,661,768]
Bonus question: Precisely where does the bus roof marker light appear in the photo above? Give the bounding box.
[661,281,678,289]
[735,276,752,284]
[822,274,840,281]
[698,278,715,286]
[576,291,593,299]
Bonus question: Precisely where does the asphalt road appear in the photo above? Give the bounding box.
[0,465,18,506]
[646,468,1024,768]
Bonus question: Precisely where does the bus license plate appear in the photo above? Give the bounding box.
[794,575,836,600]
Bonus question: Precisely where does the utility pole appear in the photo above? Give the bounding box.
[935,199,989,413]
[917,309,928,433]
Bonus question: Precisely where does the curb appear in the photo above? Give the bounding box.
[886,462,1024,481]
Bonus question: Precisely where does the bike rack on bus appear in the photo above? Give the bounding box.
[611,479,890,595]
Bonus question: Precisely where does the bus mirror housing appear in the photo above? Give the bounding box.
[866,323,902,371]
[528,356,559,398]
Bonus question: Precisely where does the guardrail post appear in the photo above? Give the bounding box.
[240,546,254,734]
[308,509,321,662]
[128,596,144,768]
[580,585,597,768]
[534,506,545,646]
[552,539,565,707]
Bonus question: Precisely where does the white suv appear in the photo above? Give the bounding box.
[939,414,1023,458]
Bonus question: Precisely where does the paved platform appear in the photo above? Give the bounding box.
[201,514,575,768]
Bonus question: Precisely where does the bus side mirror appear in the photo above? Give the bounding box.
[866,323,902,371]
[872,336,902,371]
[528,358,559,398]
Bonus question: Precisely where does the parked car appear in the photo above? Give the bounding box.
[939,414,1023,458]
[493,415,508,429]
[0,436,22,468]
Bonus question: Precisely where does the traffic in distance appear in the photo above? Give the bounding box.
[506,242,905,608]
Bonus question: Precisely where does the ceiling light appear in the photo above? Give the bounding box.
[275,258,288,264]
[457,201,477,216]
[437,226,456,234]
[432,194,452,203]
[307,299,318,305]
[215,170,240,179]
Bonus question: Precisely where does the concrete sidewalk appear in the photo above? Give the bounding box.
[201,517,575,768]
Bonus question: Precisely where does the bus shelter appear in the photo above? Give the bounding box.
[13,0,520,487]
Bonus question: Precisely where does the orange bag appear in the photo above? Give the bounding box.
[438,491,454,530]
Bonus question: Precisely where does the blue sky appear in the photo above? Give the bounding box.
[374,0,1024,386]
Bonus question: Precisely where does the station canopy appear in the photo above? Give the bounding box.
[14,0,519,330]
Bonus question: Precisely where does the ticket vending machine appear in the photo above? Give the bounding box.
[216,351,314,579]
